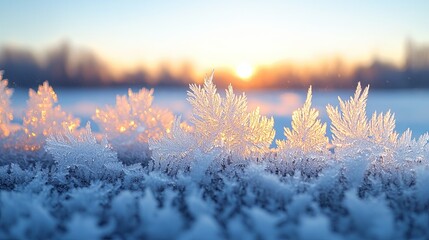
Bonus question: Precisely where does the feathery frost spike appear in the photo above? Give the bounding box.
[395,129,429,163]
[369,110,398,145]
[278,86,327,153]
[0,72,14,138]
[149,116,197,161]
[186,71,274,157]
[327,82,405,162]
[22,81,80,150]
[93,88,173,144]
[46,122,121,181]
[151,71,275,173]
[327,82,369,146]
[92,87,173,163]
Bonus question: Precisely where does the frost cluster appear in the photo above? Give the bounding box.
[0,72,13,138]
[1,70,429,239]
[46,122,123,183]
[186,72,275,157]
[21,81,80,150]
[275,86,329,177]
[93,88,173,164]
[150,72,275,175]
[327,83,399,161]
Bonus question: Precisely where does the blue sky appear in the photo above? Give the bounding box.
[1,0,428,72]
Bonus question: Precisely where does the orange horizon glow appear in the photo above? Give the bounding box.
[3,1,428,76]
[235,63,254,81]
[1,38,429,90]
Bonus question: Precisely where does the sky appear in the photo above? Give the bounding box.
[1,0,429,74]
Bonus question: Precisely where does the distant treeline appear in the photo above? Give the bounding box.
[1,41,429,89]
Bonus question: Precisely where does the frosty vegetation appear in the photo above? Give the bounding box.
[0,72,13,138]
[1,71,429,239]
[93,88,173,164]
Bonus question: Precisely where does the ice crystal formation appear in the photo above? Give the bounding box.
[277,86,328,154]
[327,82,370,147]
[21,81,80,150]
[150,72,275,174]
[326,83,413,164]
[186,72,275,157]
[46,122,122,183]
[0,73,13,138]
[1,70,429,239]
[93,88,173,163]
[275,86,329,177]
[153,117,196,159]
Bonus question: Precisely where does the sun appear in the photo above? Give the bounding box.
[235,63,254,81]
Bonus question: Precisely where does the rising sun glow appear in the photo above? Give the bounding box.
[235,63,254,81]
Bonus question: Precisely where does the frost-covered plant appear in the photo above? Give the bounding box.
[324,83,428,192]
[150,72,275,175]
[93,88,173,164]
[150,117,199,174]
[0,72,13,138]
[187,72,275,157]
[150,117,224,177]
[275,86,329,177]
[21,81,80,150]
[394,129,429,164]
[46,122,122,183]
[277,87,327,154]
[367,110,399,161]
[327,83,400,162]
[327,83,370,152]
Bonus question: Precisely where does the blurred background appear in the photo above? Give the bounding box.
[1,1,428,137]
[1,0,429,89]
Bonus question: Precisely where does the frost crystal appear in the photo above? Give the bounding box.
[369,110,398,146]
[277,86,327,154]
[46,122,122,182]
[150,72,275,174]
[21,81,80,150]
[150,116,218,175]
[275,87,328,177]
[395,130,429,164]
[327,82,369,148]
[327,83,399,161]
[186,72,275,157]
[0,72,13,138]
[93,88,173,163]
[150,117,197,161]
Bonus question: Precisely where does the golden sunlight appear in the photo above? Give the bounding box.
[235,63,254,81]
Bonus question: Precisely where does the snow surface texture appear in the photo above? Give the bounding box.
[1,71,429,239]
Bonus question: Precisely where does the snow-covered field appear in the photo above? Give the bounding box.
[1,73,429,239]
